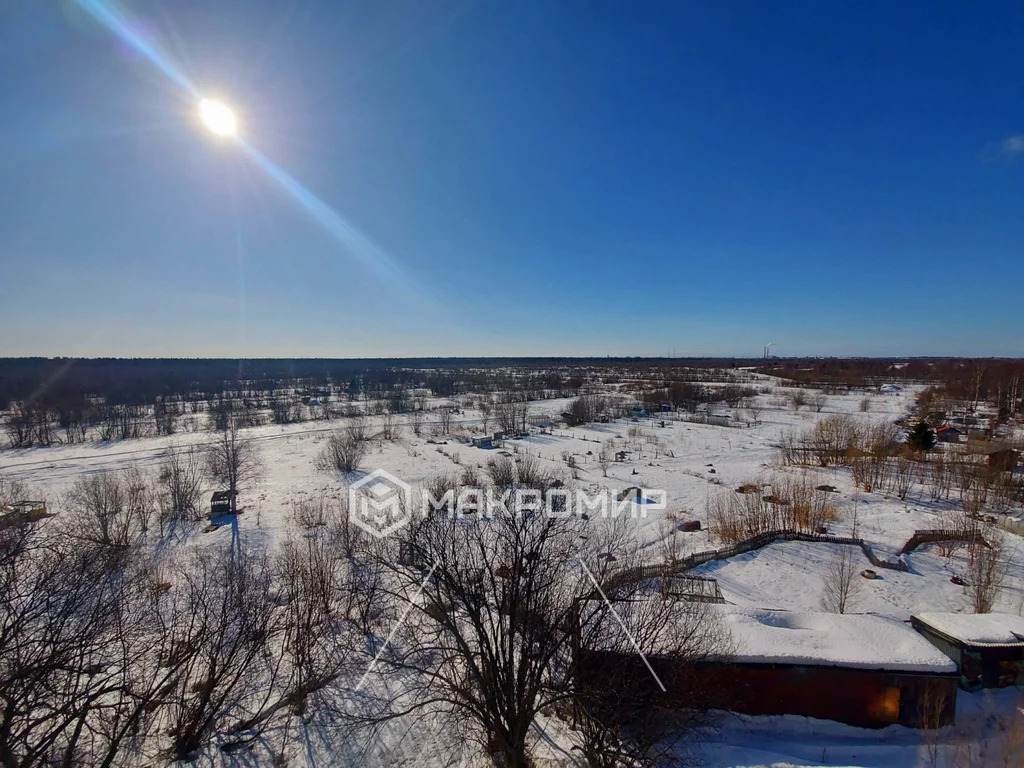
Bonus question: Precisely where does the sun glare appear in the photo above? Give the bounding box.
[198,98,237,137]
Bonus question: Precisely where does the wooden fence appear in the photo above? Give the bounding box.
[898,528,989,555]
[598,524,1003,596]
[996,517,1024,536]
[598,528,915,595]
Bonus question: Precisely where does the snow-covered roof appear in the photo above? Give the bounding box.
[914,612,1024,646]
[721,607,957,673]
[589,603,957,674]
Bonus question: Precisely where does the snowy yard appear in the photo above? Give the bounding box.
[2,377,1022,767]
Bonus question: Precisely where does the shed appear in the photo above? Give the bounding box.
[935,426,962,443]
[472,435,493,449]
[911,612,1024,690]
[579,605,959,729]
[616,486,644,502]
[210,490,236,517]
[987,448,1020,474]
[0,500,49,530]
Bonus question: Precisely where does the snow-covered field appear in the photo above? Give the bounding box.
[2,377,1022,766]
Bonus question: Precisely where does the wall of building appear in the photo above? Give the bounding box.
[577,651,958,729]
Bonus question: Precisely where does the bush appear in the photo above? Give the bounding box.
[316,422,369,473]
[709,474,838,543]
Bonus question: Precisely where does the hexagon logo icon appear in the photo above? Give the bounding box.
[348,469,413,539]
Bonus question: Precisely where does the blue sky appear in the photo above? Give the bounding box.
[1,0,1021,358]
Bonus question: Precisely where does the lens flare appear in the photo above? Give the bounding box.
[71,0,424,302]
[74,0,197,95]
[199,99,238,137]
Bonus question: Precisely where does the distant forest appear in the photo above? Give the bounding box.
[0,356,759,410]
[1,355,1022,414]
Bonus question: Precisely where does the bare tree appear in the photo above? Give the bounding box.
[890,454,915,501]
[437,406,454,435]
[0,473,29,508]
[162,548,280,760]
[819,546,861,614]
[380,411,400,441]
[479,400,492,433]
[746,400,765,424]
[226,512,375,743]
[0,521,119,765]
[966,533,1007,613]
[597,441,614,477]
[494,399,529,435]
[0,507,177,767]
[808,392,827,413]
[206,422,263,514]
[409,408,424,436]
[935,505,972,558]
[928,454,952,501]
[365,470,729,768]
[157,444,206,524]
[573,594,732,768]
[970,360,987,412]
[789,389,808,411]
[64,467,154,550]
[4,403,36,448]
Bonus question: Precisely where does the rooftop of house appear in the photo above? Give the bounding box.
[914,612,1024,646]
[722,608,957,673]
[589,604,957,674]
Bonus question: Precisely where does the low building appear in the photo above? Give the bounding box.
[935,426,962,443]
[616,486,644,502]
[987,448,1020,474]
[911,613,1024,690]
[528,415,555,431]
[579,606,959,729]
[471,435,493,448]
[0,500,49,529]
[210,490,235,517]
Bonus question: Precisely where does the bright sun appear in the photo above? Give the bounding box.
[198,98,238,137]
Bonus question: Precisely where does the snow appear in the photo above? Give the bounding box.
[692,540,981,619]
[2,376,1023,766]
[914,611,1024,645]
[700,687,1023,768]
[720,606,957,673]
